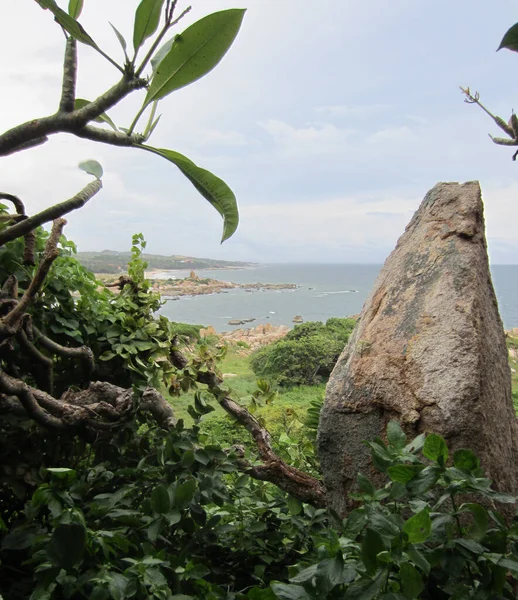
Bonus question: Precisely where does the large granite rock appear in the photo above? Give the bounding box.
[317,181,518,516]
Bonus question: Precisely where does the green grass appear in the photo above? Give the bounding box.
[508,335,518,413]
[169,346,325,434]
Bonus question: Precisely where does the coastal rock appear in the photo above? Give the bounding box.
[318,181,518,516]
[221,323,290,352]
[292,315,303,323]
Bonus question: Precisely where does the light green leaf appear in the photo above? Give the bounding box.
[133,0,164,52]
[387,464,420,484]
[36,0,98,48]
[110,22,128,58]
[498,23,518,52]
[402,507,432,544]
[145,9,245,106]
[46,523,86,569]
[422,433,448,464]
[386,420,406,449]
[287,496,302,516]
[74,99,118,131]
[78,159,103,180]
[453,448,479,472]
[139,144,238,242]
[151,484,170,514]
[68,0,83,18]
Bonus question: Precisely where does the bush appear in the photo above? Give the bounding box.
[250,318,356,387]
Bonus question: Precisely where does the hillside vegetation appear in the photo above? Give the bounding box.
[76,250,254,274]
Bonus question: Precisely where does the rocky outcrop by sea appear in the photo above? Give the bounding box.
[318,181,518,516]
[200,323,290,352]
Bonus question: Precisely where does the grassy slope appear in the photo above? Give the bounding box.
[172,347,326,431]
[171,336,518,427]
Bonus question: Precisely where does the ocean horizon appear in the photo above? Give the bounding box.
[157,263,518,333]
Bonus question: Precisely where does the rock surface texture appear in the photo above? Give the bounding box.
[317,181,518,516]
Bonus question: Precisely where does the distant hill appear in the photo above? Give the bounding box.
[76,250,255,274]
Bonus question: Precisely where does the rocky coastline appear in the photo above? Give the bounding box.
[149,270,298,299]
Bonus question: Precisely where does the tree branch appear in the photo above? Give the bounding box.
[0,180,102,248]
[0,193,36,264]
[169,342,327,506]
[59,37,77,113]
[75,125,144,146]
[0,76,146,157]
[4,219,66,327]
[33,325,94,382]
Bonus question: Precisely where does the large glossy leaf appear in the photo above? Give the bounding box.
[403,507,432,544]
[139,144,239,242]
[151,484,170,514]
[74,99,117,131]
[46,523,86,569]
[68,0,83,18]
[145,9,245,106]
[498,23,518,52]
[133,0,164,52]
[36,0,98,48]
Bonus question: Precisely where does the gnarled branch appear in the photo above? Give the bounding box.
[169,341,327,507]
[59,37,77,113]
[0,180,101,248]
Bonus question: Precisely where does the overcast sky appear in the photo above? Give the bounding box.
[1,1,518,263]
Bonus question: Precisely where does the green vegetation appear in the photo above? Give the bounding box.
[250,319,356,387]
[76,250,253,275]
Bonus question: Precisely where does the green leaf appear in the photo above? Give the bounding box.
[287,496,303,516]
[498,23,518,52]
[46,523,86,569]
[387,465,420,484]
[46,467,76,478]
[271,583,311,600]
[74,99,118,130]
[357,473,376,496]
[79,159,103,180]
[1,528,36,550]
[174,479,196,509]
[422,434,448,464]
[453,448,479,472]
[387,420,406,449]
[361,529,384,575]
[403,507,431,544]
[399,563,424,600]
[145,9,245,106]
[133,0,164,52]
[461,502,489,541]
[151,484,170,513]
[35,0,98,48]
[110,23,128,58]
[68,0,83,18]
[406,545,430,575]
[406,465,441,495]
[139,145,238,242]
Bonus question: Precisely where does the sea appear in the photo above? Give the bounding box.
[157,264,518,333]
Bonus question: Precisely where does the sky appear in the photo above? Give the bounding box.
[1,1,518,264]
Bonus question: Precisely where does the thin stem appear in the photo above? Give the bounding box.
[135,4,192,77]
[95,46,125,74]
[127,104,148,136]
[143,100,158,139]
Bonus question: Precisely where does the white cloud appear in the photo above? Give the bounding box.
[259,119,355,157]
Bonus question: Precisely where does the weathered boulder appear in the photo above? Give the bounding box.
[318,181,518,516]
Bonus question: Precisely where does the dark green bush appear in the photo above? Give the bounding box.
[250,318,356,387]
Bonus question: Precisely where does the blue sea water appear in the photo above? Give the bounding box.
[157,264,518,333]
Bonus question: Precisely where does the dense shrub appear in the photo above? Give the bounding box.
[250,318,356,387]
